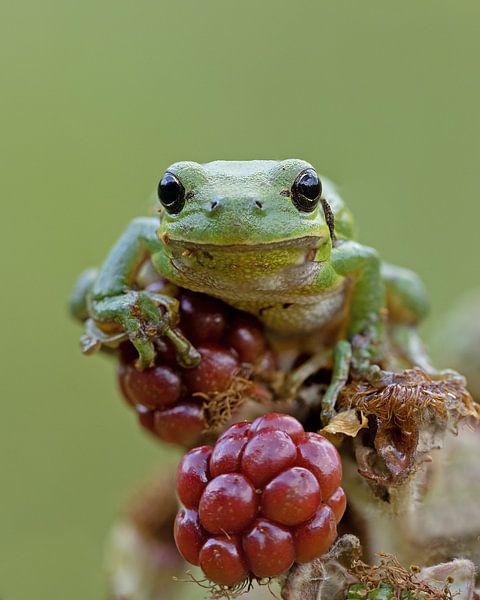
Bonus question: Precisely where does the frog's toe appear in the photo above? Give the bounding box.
[163,328,200,368]
[320,386,340,426]
[80,332,102,355]
[321,405,337,426]
[131,337,156,370]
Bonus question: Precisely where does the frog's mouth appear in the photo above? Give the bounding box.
[163,235,326,299]
[164,235,323,255]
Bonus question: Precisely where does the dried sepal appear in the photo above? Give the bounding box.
[339,368,478,426]
[338,368,478,485]
[198,370,275,435]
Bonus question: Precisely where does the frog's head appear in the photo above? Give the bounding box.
[155,160,354,295]
[157,159,353,243]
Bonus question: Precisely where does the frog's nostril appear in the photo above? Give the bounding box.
[210,200,219,211]
[254,200,264,210]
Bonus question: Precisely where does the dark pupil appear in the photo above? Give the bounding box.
[297,170,320,200]
[158,173,182,207]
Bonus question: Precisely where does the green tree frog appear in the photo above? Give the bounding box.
[70,160,430,422]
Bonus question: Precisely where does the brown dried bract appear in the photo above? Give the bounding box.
[351,553,456,600]
[338,368,478,485]
[339,368,478,426]
[197,372,273,435]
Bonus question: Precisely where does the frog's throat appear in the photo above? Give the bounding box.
[160,235,328,302]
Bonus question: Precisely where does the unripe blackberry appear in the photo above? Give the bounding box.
[117,292,277,448]
[174,413,346,587]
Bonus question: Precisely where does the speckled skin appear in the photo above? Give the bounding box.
[71,160,429,399]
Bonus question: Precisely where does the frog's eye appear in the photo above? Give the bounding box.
[158,172,186,214]
[291,169,321,213]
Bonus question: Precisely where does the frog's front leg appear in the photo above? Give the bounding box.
[320,241,386,423]
[320,340,352,423]
[332,240,386,372]
[69,267,98,321]
[83,217,200,370]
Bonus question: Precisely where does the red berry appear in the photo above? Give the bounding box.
[209,435,248,477]
[154,402,206,447]
[327,487,347,523]
[120,363,182,408]
[173,508,206,566]
[118,342,138,365]
[180,292,228,345]
[154,338,178,367]
[199,536,249,587]
[176,445,212,509]
[243,519,295,578]
[296,432,342,500]
[183,344,239,394]
[226,315,266,364]
[242,430,297,488]
[174,413,346,586]
[261,467,320,526]
[250,413,304,444]
[135,404,156,434]
[218,421,251,440]
[199,473,258,534]
[293,505,337,563]
[118,364,134,406]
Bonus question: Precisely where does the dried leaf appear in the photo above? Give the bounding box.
[321,409,368,438]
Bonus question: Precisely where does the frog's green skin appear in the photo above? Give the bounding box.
[71,159,429,420]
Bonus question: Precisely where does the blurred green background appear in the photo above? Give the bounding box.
[1,0,479,598]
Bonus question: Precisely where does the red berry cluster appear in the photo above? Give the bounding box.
[174,413,346,587]
[118,290,276,447]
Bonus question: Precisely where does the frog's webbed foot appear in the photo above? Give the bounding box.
[320,326,392,425]
[80,319,129,356]
[83,290,200,370]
